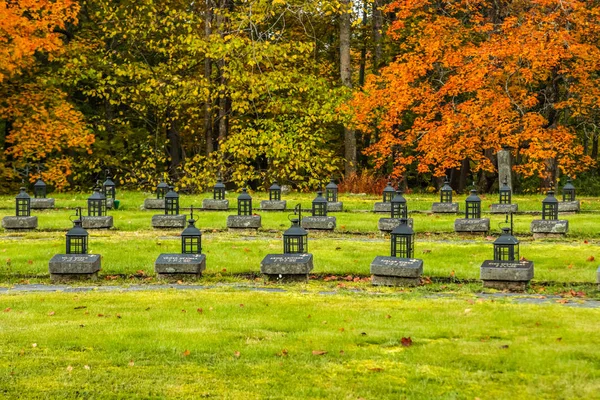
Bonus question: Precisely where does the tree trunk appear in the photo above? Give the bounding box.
[166,109,182,170]
[372,0,383,72]
[358,1,367,87]
[204,0,214,155]
[592,132,598,160]
[340,0,356,177]
[216,0,231,148]
[458,158,471,193]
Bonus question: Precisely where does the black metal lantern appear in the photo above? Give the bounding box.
[237,188,252,216]
[15,187,31,217]
[312,191,328,216]
[165,186,180,215]
[493,227,519,261]
[213,178,226,200]
[465,189,481,219]
[440,176,453,203]
[66,208,88,254]
[156,179,169,200]
[87,185,107,217]
[391,190,407,219]
[283,218,308,254]
[325,179,338,202]
[269,182,282,201]
[102,169,116,207]
[562,178,575,202]
[33,179,47,199]
[499,178,511,204]
[382,182,395,203]
[542,189,558,220]
[390,219,414,258]
[181,208,202,254]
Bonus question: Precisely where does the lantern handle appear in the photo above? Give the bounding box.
[498,212,513,235]
[69,207,82,223]
[289,203,302,224]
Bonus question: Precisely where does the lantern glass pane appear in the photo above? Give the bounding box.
[391,203,407,219]
[383,192,393,202]
[563,189,575,202]
[499,191,511,204]
[182,237,201,254]
[104,187,115,200]
[270,189,281,201]
[326,189,337,202]
[284,235,307,254]
[165,198,179,215]
[312,203,327,217]
[66,236,87,254]
[214,188,225,200]
[16,199,30,217]
[88,199,105,216]
[34,187,46,199]
[238,199,252,216]
[441,190,452,203]
[157,187,167,199]
[542,203,557,220]
[466,201,480,218]
[391,233,414,258]
[494,244,518,261]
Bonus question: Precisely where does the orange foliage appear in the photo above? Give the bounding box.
[351,0,599,179]
[0,0,80,82]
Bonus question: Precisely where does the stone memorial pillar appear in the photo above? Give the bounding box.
[497,147,512,191]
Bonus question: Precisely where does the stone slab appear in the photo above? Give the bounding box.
[227,215,261,229]
[558,201,580,213]
[152,214,186,229]
[202,199,229,210]
[483,280,528,291]
[326,202,343,212]
[377,218,414,233]
[373,202,391,213]
[49,254,101,278]
[370,256,423,278]
[260,253,313,276]
[155,253,206,278]
[454,218,490,233]
[597,266,600,289]
[265,274,310,282]
[480,260,534,282]
[30,198,55,209]
[371,275,420,287]
[530,219,568,234]
[143,198,165,210]
[431,202,459,213]
[301,216,336,230]
[497,148,513,190]
[260,200,287,211]
[2,216,37,230]
[490,203,518,214]
[82,216,113,229]
[106,200,114,209]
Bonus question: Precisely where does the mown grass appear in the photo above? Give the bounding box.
[0,232,597,286]
[0,290,598,399]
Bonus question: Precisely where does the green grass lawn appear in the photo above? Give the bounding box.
[0,290,598,399]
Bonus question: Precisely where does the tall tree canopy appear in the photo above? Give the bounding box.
[351,0,599,182]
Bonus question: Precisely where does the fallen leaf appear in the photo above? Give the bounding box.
[182,349,191,357]
[66,365,73,372]
[97,314,104,317]
[74,306,87,310]
[312,350,327,355]
[177,280,183,284]
[239,304,244,308]
[197,308,203,313]
[361,332,367,336]
[587,256,595,262]
[222,268,227,272]
[339,327,345,332]
[422,249,431,253]
[116,314,122,319]
[84,365,90,370]
[567,264,574,269]
[27,260,33,264]
[556,337,562,342]
[234,351,241,358]
[401,337,413,347]
[368,367,384,372]
[48,311,55,316]
[32,343,37,348]
[385,314,391,319]
[584,240,589,244]
[339,350,345,355]
[464,308,472,314]
[181,309,187,313]
[128,360,134,367]
[3,308,11,313]
[500,345,509,349]
[335,247,341,250]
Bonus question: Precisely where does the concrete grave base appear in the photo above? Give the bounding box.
[143,198,165,210]
[261,253,313,282]
[377,218,413,233]
[480,260,533,291]
[49,254,101,282]
[301,216,336,230]
[260,200,287,211]
[2,216,37,230]
[370,256,423,287]
[227,215,261,229]
[155,253,206,279]
[152,214,186,229]
[533,233,567,239]
[373,202,391,213]
[597,266,600,289]
[326,202,343,212]
[558,201,580,213]
[82,216,113,229]
[30,198,55,209]
[530,219,568,235]
[454,218,490,233]
[431,202,459,213]
[490,203,518,214]
[106,201,114,209]
[482,280,528,291]
[202,199,229,211]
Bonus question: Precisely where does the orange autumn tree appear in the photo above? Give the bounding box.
[351,0,598,181]
[0,0,92,190]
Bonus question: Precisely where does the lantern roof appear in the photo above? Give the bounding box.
[499,178,511,192]
[165,186,179,198]
[181,218,201,237]
[88,187,106,200]
[103,176,115,187]
[284,218,307,237]
[494,227,519,246]
[383,182,395,193]
[16,187,30,199]
[214,178,225,189]
[67,219,88,237]
[313,191,327,203]
[466,189,480,202]
[325,179,337,189]
[33,179,46,188]
[391,219,414,236]
[238,188,252,200]
[542,190,558,203]
[563,178,575,191]
[157,180,169,189]
[391,190,406,203]
[441,178,452,192]
[269,182,281,191]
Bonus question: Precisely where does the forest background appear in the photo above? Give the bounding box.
[1,0,600,194]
